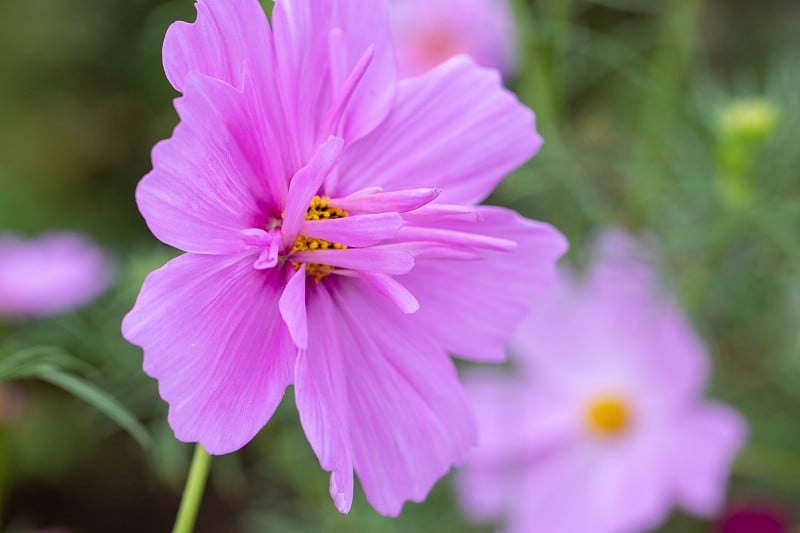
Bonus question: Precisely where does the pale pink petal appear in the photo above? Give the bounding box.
[585,231,711,404]
[503,445,593,533]
[338,56,540,204]
[673,403,748,516]
[121,253,295,454]
[457,374,576,522]
[581,436,674,533]
[0,233,112,318]
[271,0,397,157]
[512,230,710,410]
[328,278,477,516]
[498,436,671,533]
[400,207,567,361]
[390,0,518,77]
[138,72,284,254]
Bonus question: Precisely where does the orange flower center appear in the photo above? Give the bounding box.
[585,395,631,437]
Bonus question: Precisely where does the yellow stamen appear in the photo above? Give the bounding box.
[291,196,348,282]
[585,395,631,437]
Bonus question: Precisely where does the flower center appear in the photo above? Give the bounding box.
[585,395,631,437]
[291,196,348,281]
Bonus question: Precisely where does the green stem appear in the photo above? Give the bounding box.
[172,444,212,533]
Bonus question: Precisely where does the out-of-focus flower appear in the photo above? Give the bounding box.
[390,0,517,78]
[122,0,566,516]
[457,230,747,533]
[718,98,778,144]
[0,233,113,319]
[715,97,779,210]
[717,502,792,533]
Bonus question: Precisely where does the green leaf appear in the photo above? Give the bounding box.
[0,345,93,381]
[0,346,152,449]
[38,370,152,450]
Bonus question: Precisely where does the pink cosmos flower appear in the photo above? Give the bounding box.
[457,231,747,533]
[0,233,112,319]
[121,0,566,517]
[390,0,518,77]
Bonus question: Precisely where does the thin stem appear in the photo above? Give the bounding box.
[172,444,212,533]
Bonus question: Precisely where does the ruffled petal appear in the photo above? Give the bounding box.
[339,56,540,205]
[163,0,299,173]
[400,206,567,361]
[122,253,296,454]
[163,0,273,92]
[335,279,476,515]
[138,72,284,254]
[271,0,397,158]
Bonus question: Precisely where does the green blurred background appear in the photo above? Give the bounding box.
[0,0,799,531]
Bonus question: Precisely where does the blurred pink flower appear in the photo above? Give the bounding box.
[457,230,747,533]
[122,0,566,516]
[717,502,791,533]
[0,233,112,319]
[390,0,517,77]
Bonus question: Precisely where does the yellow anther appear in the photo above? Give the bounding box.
[290,196,348,282]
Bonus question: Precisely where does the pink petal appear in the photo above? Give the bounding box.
[395,225,517,252]
[291,248,414,275]
[121,253,296,454]
[279,265,309,350]
[330,187,441,214]
[295,283,354,513]
[390,0,518,78]
[138,72,284,254]
[673,403,748,516]
[300,279,476,516]
[339,56,541,205]
[300,213,404,247]
[513,229,710,410]
[400,206,567,361]
[163,0,272,92]
[163,0,300,173]
[456,375,576,522]
[281,136,345,248]
[358,272,419,314]
[271,0,397,158]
